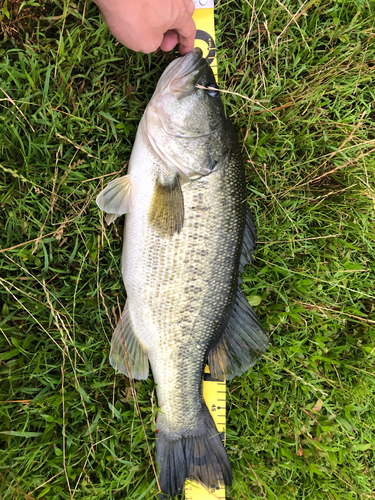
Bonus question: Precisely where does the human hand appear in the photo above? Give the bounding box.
[92,0,196,55]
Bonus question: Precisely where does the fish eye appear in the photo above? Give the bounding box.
[206,83,220,98]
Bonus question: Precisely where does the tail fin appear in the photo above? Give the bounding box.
[156,405,232,498]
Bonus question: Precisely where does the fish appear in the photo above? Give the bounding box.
[96,47,269,498]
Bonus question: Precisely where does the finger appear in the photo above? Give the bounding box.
[160,29,179,52]
[97,8,163,53]
[175,13,196,55]
[185,0,195,16]
[134,31,164,53]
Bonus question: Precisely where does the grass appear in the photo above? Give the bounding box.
[1,0,375,498]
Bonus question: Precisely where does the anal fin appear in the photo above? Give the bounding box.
[208,289,268,381]
[109,302,149,380]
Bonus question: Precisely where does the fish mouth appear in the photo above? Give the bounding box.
[149,48,207,101]
[174,47,205,79]
[169,47,206,93]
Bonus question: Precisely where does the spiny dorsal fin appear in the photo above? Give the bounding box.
[148,174,184,237]
[96,175,132,225]
[238,208,257,279]
[110,302,149,380]
[208,289,268,381]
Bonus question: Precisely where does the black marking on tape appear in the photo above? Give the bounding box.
[203,372,221,382]
[195,29,216,66]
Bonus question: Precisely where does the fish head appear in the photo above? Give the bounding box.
[143,48,230,180]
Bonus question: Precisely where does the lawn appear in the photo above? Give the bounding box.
[0,0,375,498]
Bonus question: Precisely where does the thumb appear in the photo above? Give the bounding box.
[174,12,196,55]
[160,29,179,52]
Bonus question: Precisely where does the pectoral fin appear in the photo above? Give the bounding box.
[148,174,184,237]
[105,213,121,225]
[96,175,132,225]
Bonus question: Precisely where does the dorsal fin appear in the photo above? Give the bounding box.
[208,208,267,380]
[238,209,257,279]
[208,289,268,380]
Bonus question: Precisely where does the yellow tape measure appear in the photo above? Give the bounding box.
[184,368,226,499]
[192,0,218,81]
[185,12,225,500]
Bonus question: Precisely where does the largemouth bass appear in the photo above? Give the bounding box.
[96,47,268,498]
